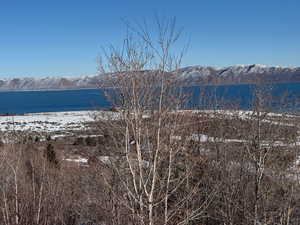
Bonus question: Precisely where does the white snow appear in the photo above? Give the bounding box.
[188,134,247,143]
[0,111,95,132]
[172,134,247,143]
[64,157,88,163]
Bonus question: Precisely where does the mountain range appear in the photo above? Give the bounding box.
[0,64,299,90]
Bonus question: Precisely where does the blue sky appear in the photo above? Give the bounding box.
[0,0,299,78]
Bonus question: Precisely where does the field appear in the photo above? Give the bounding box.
[0,109,300,225]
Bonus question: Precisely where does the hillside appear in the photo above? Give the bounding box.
[176,64,300,85]
[0,64,299,90]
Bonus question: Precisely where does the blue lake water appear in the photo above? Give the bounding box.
[0,83,299,114]
[0,89,110,114]
[186,83,300,112]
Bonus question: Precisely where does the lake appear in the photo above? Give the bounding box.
[0,89,110,114]
[0,83,299,114]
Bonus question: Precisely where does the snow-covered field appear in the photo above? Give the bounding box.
[0,111,95,132]
[0,109,298,134]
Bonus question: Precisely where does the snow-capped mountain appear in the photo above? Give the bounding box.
[176,64,300,85]
[0,75,102,90]
[0,64,299,90]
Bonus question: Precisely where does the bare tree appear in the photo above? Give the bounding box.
[96,16,218,225]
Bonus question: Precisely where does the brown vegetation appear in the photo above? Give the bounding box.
[0,16,299,225]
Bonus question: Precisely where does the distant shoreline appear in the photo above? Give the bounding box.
[0,87,99,92]
[0,80,300,92]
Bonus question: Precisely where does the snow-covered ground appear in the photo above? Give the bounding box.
[172,134,248,143]
[189,110,300,127]
[0,111,95,132]
[0,109,298,134]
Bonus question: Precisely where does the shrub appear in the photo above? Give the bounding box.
[85,136,97,147]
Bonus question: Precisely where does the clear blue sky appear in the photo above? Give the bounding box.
[0,0,299,78]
